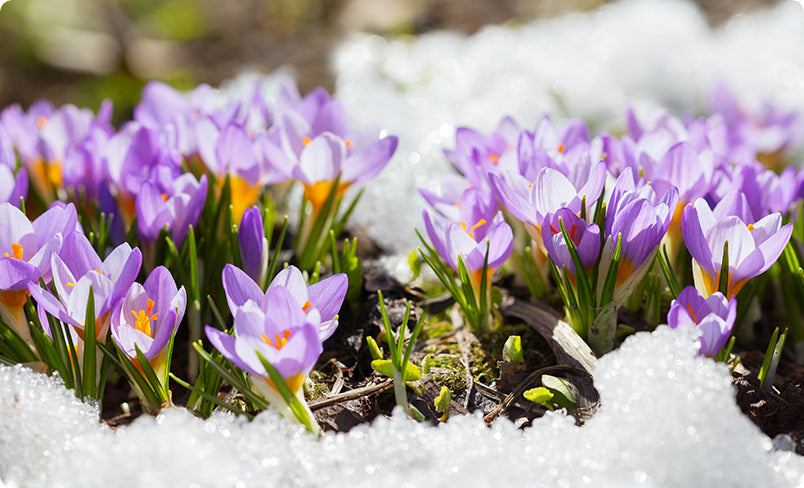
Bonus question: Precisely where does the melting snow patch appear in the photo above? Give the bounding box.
[1,326,803,487]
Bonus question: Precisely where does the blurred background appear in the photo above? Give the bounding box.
[0,0,779,123]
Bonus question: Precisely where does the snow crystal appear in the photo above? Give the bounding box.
[2,327,803,487]
[335,0,804,253]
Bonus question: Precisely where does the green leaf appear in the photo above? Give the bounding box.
[366,336,383,361]
[541,375,577,410]
[408,404,425,421]
[170,372,252,420]
[523,387,555,409]
[656,244,682,299]
[434,386,451,413]
[371,359,422,381]
[718,241,730,296]
[82,286,97,398]
[502,335,523,363]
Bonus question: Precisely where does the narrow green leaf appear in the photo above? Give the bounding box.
[718,241,730,296]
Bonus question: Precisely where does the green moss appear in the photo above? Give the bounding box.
[427,354,467,392]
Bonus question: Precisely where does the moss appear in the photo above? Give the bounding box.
[305,370,332,401]
[427,354,467,392]
[469,342,496,385]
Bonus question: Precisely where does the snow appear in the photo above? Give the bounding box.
[2,326,802,487]
[334,0,804,255]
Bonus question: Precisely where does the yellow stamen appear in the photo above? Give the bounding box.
[66,282,75,288]
[131,299,158,337]
[302,136,311,145]
[4,243,23,260]
[460,219,487,239]
[262,329,293,350]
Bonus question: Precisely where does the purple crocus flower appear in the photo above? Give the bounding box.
[602,169,677,293]
[110,266,186,378]
[222,263,347,341]
[541,208,600,281]
[420,180,499,234]
[681,198,792,297]
[135,170,208,247]
[0,202,79,345]
[667,286,737,357]
[196,121,285,223]
[490,162,606,245]
[28,232,142,345]
[238,206,268,285]
[444,117,520,187]
[205,285,323,397]
[423,209,513,287]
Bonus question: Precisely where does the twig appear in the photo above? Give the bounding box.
[308,379,393,410]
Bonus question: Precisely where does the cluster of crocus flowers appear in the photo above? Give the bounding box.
[422,83,803,354]
[205,264,347,431]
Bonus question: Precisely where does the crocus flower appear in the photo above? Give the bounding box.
[602,169,677,295]
[110,266,186,382]
[135,170,208,247]
[238,206,269,285]
[28,232,142,347]
[490,162,606,246]
[222,263,347,341]
[205,285,323,427]
[541,208,600,281]
[422,209,513,287]
[196,121,285,223]
[0,202,79,345]
[444,117,520,187]
[667,286,736,357]
[682,198,792,297]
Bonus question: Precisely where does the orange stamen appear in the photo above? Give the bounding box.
[262,329,293,350]
[4,243,23,260]
[488,151,500,163]
[302,136,311,145]
[161,193,169,202]
[557,143,566,154]
[303,300,312,312]
[36,115,48,129]
[747,224,755,231]
[345,140,352,149]
[686,305,699,324]
[460,219,487,239]
[131,299,158,337]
